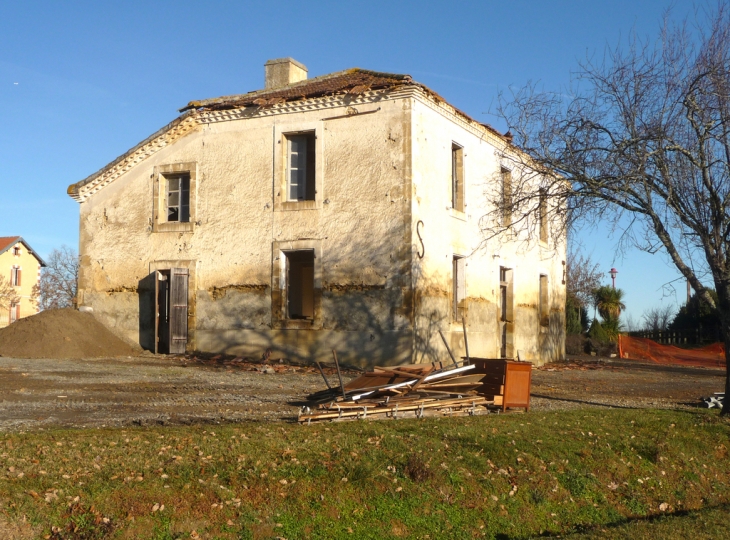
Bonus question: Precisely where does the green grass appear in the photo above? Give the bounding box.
[0,409,728,539]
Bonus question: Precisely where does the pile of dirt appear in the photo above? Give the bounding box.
[0,308,141,359]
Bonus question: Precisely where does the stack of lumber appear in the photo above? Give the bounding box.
[299,361,491,424]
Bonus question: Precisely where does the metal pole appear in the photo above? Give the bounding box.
[314,360,332,390]
[438,330,459,367]
[332,350,347,400]
[461,316,470,365]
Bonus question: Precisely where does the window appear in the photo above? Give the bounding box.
[284,250,315,320]
[13,246,20,256]
[166,173,190,222]
[152,162,196,233]
[9,302,19,324]
[10,266,21,287]
[500,267,514,358]
[451,144,464,212]
[286,132,316,201]
[539,274,549,327]
[501,167,512,227]
[453,256,466,321]
[538,188,548,243]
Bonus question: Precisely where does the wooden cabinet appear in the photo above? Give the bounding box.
[471,358,532,412]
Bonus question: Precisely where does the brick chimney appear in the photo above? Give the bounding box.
[264,58,308,89]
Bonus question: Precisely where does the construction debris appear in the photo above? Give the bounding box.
[299,351,494,424]
[700,393,725,409]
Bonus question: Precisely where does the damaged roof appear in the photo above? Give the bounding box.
[181,68,422,112]
[68,66,508,201]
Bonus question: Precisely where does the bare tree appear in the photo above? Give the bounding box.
[34,246,79,310]
[488,5,730,414]
[0,275,19,313]
[642,304,675,332]
[566,248,602,308]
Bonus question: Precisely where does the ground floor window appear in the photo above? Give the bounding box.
[9,302,19,324]
[284,250,315,320]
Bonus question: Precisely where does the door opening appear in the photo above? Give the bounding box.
[155,268,189,354]
[284,250,314,320]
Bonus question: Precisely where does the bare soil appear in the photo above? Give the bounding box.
[0,353,725,431]
[0,308,139,359]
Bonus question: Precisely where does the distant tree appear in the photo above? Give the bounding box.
[670,290,721,340]
[642,304,675,332]
[0,275,19,313]
[33,246,79,310]
[593,286,626,322]
[565,248,601,334]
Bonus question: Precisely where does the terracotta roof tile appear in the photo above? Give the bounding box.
[181,68,422,112]
[0,236,20,252]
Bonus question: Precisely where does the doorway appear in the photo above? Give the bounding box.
[155,268,189,354]
[499,267,514,358]
[284,250,314,320]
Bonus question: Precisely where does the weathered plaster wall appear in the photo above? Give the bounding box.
[77,95,415,366]
[410,96,565,365]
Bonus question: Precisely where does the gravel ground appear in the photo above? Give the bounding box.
[0,355,725,431]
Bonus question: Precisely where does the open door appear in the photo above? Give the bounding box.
[169,268,189,354]
[154,268,188,354]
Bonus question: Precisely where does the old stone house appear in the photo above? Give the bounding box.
[0,237,45,327]
[67,58,566,366]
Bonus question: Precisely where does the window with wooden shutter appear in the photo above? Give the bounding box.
[286,132,316,201]
[453,256,466,321]
[451,144,464,212]
[10,266,20,287]
[168,268,189,354]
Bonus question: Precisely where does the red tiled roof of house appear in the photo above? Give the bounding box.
[0,236,47,266]
[0,236,21,252]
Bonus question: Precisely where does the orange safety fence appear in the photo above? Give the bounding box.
[618,335,726,369]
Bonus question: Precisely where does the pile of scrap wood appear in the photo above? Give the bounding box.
[298,351,492,424]
[701,393,725,409]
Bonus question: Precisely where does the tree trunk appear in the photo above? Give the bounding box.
[718,283,730,417]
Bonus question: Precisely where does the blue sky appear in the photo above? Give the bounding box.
[0,0,698,323]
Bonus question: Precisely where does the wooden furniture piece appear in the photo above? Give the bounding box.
[470,358,532,412]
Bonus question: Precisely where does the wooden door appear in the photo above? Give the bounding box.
[155,271,170,354]
[169,268,189,354]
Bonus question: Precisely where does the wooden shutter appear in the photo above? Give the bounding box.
[17,268,21,287]
[169,268,189,354]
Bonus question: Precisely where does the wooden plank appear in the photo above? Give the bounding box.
[169,268,188,354]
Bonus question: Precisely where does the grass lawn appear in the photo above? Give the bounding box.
[1,408,728,539]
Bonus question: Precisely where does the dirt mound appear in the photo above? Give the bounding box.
[0,308,140,359]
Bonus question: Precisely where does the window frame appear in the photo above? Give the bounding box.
[501,167,512,228]
[538,188,548,244]
[274,123,324,212]
[451,143,465,213]
[452,255,466,322]
[271,239,323,329]
[10,266,21,287]
[152,162,197,233]
[539,274,549,328]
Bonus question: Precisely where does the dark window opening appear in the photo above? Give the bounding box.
[453,256,466,321]
[10,266,21,287]
[451,143,464,212]
[539,274,549,327]
[13,246,20,256]
[286,132,316,201]
[166,173,191,222]
[285,250,315,320]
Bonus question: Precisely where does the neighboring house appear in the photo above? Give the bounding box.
[67,58,566,366]
[0,237,45,327]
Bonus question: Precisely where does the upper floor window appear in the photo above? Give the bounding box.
[451,143,464,212]
[501,167,512,227]
[286,132,316,201]
[13,246,20,256]
[166,173,191,223]
[538,188,548,243]
[152,162,196,233]
[10,266,21,287]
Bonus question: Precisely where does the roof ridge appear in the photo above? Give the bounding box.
[180,67,413,112]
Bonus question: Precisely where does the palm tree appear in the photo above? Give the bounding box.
[592,286,626,323]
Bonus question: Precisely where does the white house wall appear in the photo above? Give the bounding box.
[409,96,565,365]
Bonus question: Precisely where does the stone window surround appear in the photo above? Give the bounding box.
[271,239,323,330]
[152,162,197,233]
[273,121,324,212]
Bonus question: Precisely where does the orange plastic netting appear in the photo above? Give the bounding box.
[618,335,726,369]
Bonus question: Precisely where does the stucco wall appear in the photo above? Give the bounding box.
[410,95,565,365]
[77,95,415,366]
